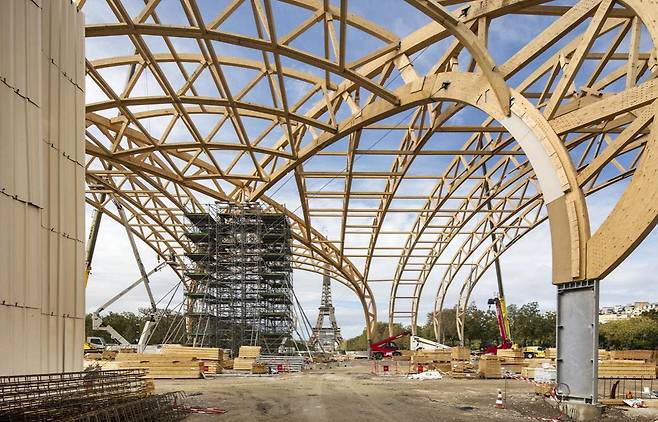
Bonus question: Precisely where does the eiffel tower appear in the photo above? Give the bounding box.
[308,270,343,352]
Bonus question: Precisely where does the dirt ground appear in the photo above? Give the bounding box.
[155,360,658,421]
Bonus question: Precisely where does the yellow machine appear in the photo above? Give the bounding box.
[522,346,546,358]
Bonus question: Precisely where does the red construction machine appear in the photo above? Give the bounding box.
[369,331,410,360]
[483,295,513,355]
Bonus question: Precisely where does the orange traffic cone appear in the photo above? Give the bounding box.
[495,389,505,409]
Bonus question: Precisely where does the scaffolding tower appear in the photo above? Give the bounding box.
[183,202,293,356]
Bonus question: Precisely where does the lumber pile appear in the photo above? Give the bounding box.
[478,355,501,379]
[412,349,451,363]
[497,349,524,361]
[161,345,223,361]
[160,345,224,373]
[521,367,537,379]
[598,360,656,379]
[599,349,610,360]
[545,348,557,359]
[609,350,657,362]
[234,346,261,371]
[222,359,234,370]
[411,350,452,372]
[105,353,202,379]
[451,361,477,378]
[397,350,413,361]
[85,350,118,361]
[521,359,556,380]
[251,363,268,374]
[534,383,554,396]
[497,349,525,374]
[451,347,470,361]
[524,358,553,368]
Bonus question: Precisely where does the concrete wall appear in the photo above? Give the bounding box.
[0,0,84,375]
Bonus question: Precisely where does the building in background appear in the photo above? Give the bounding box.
[599,302,658,323]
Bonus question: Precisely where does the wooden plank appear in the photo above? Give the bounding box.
[238,346,262,358]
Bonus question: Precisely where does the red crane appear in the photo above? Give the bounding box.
[483,296,513,355]
[369,331,410,360]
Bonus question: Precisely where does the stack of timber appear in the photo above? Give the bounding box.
[451,347,470,361]
[396,350,413,361]
[450,360,477,378]
[478,355,502,379]
[598,360,656,379]
[497,349,526,373]
[545,348,557,359]
[160,345,224,374]
[521,366,537,379]
[85,350,118,361]
[609,350,657,362]
[412,349,452,363]
[521,359,555,379]
[251,363,268,374]
[234,346,261,371]
[599,349,610,360]
[104,353,202,379]
[411,349,452,372]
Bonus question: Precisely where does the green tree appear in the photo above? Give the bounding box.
[463,304,499,348]
[423,308,459,345]
[600,316,658,349]
[85,311,142,344]
[508,302,555,346]
[85,309,186,345]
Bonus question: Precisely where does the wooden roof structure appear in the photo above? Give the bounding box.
[80,0,658,340]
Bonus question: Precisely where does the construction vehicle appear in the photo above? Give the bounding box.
[369,331,410,360]
[522,346,545,359]
[84,336,107,351]
[480,165,513,356]
[484,295,513,355]
[410,335,450,351]
[91,260,175,351]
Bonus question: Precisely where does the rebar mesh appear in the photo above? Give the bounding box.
[0,369,189,422]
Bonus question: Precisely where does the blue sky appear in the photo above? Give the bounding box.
[83,0,657,339]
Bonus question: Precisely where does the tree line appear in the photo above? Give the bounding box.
[86,303,658,351]
[599,310,658,350]
[342,302,557,350]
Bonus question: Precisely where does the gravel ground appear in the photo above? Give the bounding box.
[154,360,658,421]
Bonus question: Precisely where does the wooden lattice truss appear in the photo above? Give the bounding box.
[81,0,658,340]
